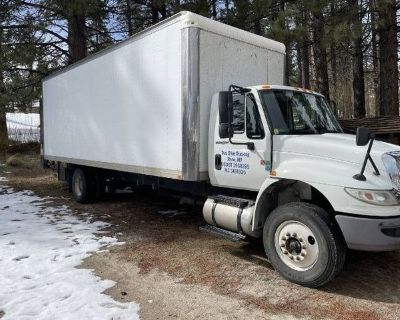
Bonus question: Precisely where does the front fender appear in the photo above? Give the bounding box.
[273,152,390,189]
[252,153,397,230]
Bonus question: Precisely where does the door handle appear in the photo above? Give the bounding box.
[215,154,222,170]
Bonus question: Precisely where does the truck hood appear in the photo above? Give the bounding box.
[274,133,400,167]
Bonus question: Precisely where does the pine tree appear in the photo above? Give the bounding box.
[311,2,330,101]
[376,0,399,116]
[348,0,366,118]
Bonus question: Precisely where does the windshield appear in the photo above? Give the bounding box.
[259,89,342,135]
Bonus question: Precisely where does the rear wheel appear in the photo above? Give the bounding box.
[71,168,97,203]
[263,202,346,287]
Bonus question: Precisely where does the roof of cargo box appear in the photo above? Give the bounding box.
[179,11,285,53]
[43,11,285,82]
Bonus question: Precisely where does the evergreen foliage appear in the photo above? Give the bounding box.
[0,0,399,146]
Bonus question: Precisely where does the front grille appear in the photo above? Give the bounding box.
[394,189,400,201]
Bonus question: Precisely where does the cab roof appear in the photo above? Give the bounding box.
[250,84,324,97]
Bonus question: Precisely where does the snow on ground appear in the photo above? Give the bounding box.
[6,113,40,142]
[0,179,139,320]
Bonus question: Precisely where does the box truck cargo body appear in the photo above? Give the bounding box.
[43,12,285,181]
[43,12,400,287]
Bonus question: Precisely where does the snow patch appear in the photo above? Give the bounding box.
[0,183,139,320]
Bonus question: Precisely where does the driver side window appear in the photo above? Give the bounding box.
[231,93,265,139]
[232,95,245,133]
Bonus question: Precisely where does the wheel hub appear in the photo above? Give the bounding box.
[287,237,302,255]
[275,221,319,271]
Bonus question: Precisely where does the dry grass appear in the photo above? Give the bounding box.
[6,153,38,170]
[0,144,63,197]
[7,142,40,154]
[3,142,42,171]
[1,141,39,156]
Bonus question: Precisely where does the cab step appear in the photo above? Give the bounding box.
[199,224,246,242]
[209,195,254,209]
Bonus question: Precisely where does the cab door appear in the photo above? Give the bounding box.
[212,90,271,191]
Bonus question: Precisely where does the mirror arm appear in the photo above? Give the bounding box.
[228,137,255,151]
[228,126,255,151]
[353,137,378,181]
[368,154,380,176]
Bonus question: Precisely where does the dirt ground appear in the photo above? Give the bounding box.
[2,151,400,320]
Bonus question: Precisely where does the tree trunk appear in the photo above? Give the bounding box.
[212,0,217,18]
[0,32,8,151]
[0,79,8,151]
[302,42,310,89]
[371,0,379,116]
[151,1,159,24]
[295,12,311,89]
[0,110,7,151]
[68,10,87,63]
[377,0,399,116]
[253,15,261,35]
[311,9,330,101]
[296,42,303,86]
[300,9,311,89]
[330,1,337,106]
[352,36,365,118]
[349,0,365,118]
[160,3,167,19]
[126,0,133,36]
[273,1,290,85]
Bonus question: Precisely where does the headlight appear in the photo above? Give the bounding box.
[344,188,399,206]
[382,152,400,190]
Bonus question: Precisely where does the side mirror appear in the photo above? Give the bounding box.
[219,123,230,139]
[218,91,232,124]
[356,127,371,146]
[353,127,379,181]
[218,91,233,139]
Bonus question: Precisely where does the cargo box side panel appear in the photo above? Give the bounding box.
[43,22,183,179]
[198,30,284,173]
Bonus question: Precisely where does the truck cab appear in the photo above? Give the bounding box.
[204,84,400,287]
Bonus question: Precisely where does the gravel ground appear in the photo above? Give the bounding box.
[2,155,400,320]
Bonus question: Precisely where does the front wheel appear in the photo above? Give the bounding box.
[263,203,346,287]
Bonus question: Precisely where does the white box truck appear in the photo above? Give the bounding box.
[42,11,400,287]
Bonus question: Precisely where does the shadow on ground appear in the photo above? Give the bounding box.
[323,249,400,304]
[105,190,400,306]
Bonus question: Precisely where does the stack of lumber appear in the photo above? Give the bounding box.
[338,116,400,145]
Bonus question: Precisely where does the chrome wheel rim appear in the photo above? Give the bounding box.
[274,220,319,271]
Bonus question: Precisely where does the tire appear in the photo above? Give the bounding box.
[263,202,346,287]
[71,168,97,203]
